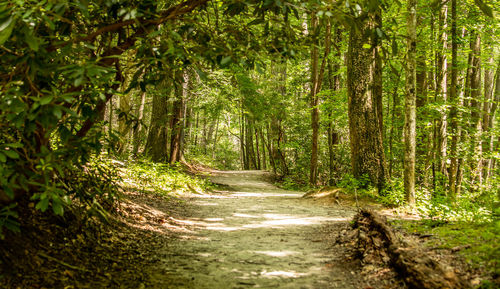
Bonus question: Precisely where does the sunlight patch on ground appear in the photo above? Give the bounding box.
[205,226,241,232]
[179,235,210,241]
[253,250,298,257]
[233,213,260,218]
[204,218,225,222]
[166,213,350,232]
[260,270,309,278]
[196,201,220,206]
[229,191,300,198]
[242,216,348,229]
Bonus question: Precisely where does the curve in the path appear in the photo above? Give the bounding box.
[155,170,360,288]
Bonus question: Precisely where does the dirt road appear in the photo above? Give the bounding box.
[152,170,364,288]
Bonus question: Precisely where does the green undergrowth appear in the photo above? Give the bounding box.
[392,218,500,282]
[120,160,214,196]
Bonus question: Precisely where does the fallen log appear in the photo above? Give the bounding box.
[352,209,469,289]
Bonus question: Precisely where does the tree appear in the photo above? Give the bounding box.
[404,0,417,206]
[145,79,170,163]
[347,8,388,191]
[448,0,459,197]
[309,14,331,185]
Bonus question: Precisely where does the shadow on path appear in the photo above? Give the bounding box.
[154,170,361,288]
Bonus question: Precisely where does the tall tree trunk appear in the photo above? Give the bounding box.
[404,0,417,206]
[481,55,495,181]
[327,27,342,185]
[255,128,261,170]
[455,44,474,196]
[416,53,428,185]
[145,81,170,162]
[309,12,320,184]
[388,70,402,179]
[260,129,267,170]
[266,124,277,173]
[373,10,384,140]
[469,33,482,185]
[132,92,147,156]
[347,10,388,191]
[448,0,459,197]
[117,93,132,154]
[486,60,500,181]
[212,114,219,160]
[435,2,448,185]
[309,16,331,185]
[246,118,257,169]
[169,71,187,164]
[193,111,199,147]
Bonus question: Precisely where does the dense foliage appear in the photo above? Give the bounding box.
[0,0,498,238]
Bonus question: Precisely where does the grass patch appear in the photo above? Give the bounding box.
[120,160,214,196]
[393,218,500,279]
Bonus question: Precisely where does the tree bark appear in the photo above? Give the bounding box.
[145,80,170,162]
[404,0,417,206]
[481,55,495,181]
[132,92,147,156]
[117,92,132,154]
[469,33,482,185]
[309,12,320,185]
[169,71,187,164]
[347,11,388,191]
[448,0,459,198]
[435,2,448,183]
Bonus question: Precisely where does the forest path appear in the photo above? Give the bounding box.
[154,170,363,288]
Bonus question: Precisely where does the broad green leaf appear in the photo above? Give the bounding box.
[25,32,39,51]
[3,186,14,199]
[0,152,5,162]
[3,150,19,159]
[74,76,84,87]
[221,56,232,66]
[0,16,14,45]
[36,198,49,212]
[4,220,20,233]
[39,95,53,105]
[53,107,62,119]
[52,201,64,216]
[5,143,23,148]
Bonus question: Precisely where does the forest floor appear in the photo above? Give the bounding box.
[1,169,487,288]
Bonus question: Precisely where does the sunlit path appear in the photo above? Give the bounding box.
[154,170,359,288]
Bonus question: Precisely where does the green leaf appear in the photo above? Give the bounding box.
[474,0,494,17]
[39,95,53,105]
[3,186,14,199]
[25,32,39,52]
[4,220,20,233]
[0,16,14,45]
[0,152,6,162]
[195,68,208,81]
[53,107,62,119]
[3,150,19,159]
[362,43,371,49]
[35,198,49,212]
[52,201,64,216]
[74,76,84,87]
[248,18,264,26]
[221,56,232,66]
[5,143,23,148]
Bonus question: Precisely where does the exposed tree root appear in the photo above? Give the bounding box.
[351,209,470,289]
